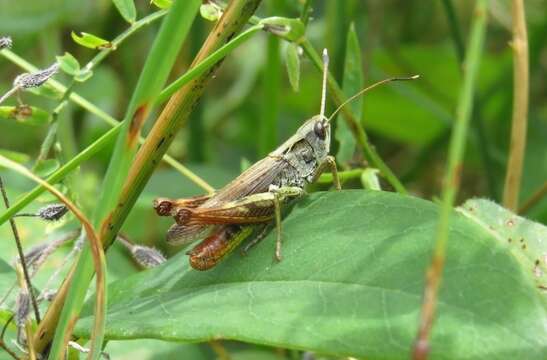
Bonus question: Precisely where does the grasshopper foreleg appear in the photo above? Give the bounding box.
[311,155,341,190]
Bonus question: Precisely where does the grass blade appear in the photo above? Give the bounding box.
[412,1,488,358]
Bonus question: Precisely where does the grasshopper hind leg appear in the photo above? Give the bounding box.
[241,223,271,255]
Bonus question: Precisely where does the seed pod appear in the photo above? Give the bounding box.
[37,203,68,221]
[15,290,30,327]
[131,246,166,268]
[13,62,59,89]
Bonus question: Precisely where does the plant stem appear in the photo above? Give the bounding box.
[518,180,547,214]
[299,0,313,26]
[502,0,529,211]
[440,0,465,63]
[301,40,407,194]
[412,1,487,358]
[0,177,41,324]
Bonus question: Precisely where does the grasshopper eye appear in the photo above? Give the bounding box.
[314,121,326,139]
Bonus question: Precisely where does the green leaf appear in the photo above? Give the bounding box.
[335,23,361,165]
[56,52,80,76]
[285,43,300,92]
[458,198,547,285]
[0,149,30,164]
[151,0,172,9]
[0,105,50,126]
[56,51,92,82]
[76,191,546,359]
[71,31,114,50]
[112,0,136,23]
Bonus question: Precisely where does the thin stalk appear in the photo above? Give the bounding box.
[259,34,280,157]
[412,2,487,359]
[440,0,465,63]
[317,168,363,185]
[85,10,168,71]
[518,180,547,214]
[34,82,75,167]
[14,264,37,360]
[502,0,529,211]
[299,0,313,26]
[0,86,19,105]
[0,177,41,324]
[301,40,407,194]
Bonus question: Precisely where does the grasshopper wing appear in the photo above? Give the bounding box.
[166,223,215,245]
[203,156,286,207]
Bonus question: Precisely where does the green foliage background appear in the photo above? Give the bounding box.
[0,0,546,359]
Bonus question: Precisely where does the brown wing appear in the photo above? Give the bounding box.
[166,223,215,245]
[202,156,286,208]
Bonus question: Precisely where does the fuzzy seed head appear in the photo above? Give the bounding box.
[14,62,59,89]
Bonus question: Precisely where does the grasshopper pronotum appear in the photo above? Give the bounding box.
[154,49,418,270]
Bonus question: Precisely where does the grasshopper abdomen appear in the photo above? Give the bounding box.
[187,225,253,271]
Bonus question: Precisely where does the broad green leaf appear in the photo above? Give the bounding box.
[285,43,301,92]
[113,0,136,23]
[0,105,49,126]
[336,23,361,164]
[56,52,80,76]
[71,31,113,50]
[104,339,208,360]
[76,191,546,359]
[457,198,547,286]
[151,0,173,10]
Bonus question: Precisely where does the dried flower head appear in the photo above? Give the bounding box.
[15,290,30,327]
[0,36,12,49]
[132,245,166,268]
[13,62,59,89]
[37,203,68,221]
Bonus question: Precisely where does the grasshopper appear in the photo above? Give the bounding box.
[154,49,417,270]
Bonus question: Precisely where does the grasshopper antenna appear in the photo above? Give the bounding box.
[319,48,329,120]
[327,74,420,122]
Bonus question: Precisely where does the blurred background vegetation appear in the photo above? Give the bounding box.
[0,0,546,358]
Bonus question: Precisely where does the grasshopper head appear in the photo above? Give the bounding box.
[298,114,330,159]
